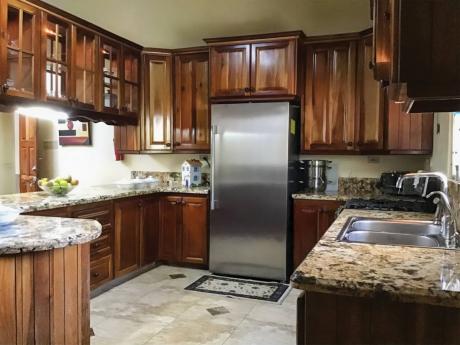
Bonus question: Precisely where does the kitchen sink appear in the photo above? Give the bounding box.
[337,217,447,249]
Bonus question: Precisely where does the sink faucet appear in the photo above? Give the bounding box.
[396,172,449,196]
[426,191,458,248]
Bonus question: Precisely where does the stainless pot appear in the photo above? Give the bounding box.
[304,160,331,193]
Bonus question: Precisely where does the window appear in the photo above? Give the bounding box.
[453,113,460,180]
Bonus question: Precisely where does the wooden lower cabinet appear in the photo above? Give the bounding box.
[140,196,161,266]
[293,199,343,268]
[297,291,460,345]
[181,196,208,264]
[71,201,114,289]
[0,244,91,345]
[158,195,209,265]
[158,196,182,261]
[26,193,209,288]
[114,198,141,278]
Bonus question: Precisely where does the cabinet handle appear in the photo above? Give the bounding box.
[165,143,171,148]
[92,272,100,278]
[368,61,375,70]
[244,87,251,93]
[93,243,100,248]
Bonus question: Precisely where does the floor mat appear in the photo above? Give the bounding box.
[185,275,289,302]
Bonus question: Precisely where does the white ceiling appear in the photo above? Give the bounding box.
[43,0,371,48]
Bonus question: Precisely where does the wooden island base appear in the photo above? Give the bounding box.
[0,244,90,345]
[297,291,460,345]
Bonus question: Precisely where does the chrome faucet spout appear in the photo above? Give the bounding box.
[426,191,458,248]
[396,172,449,196]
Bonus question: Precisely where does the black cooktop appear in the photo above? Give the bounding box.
[344,196,436,213]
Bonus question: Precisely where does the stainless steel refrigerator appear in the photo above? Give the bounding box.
[209,102,299,281]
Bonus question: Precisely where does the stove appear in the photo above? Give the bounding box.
[344,196,436,213]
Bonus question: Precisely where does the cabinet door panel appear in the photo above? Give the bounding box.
[386,95,433,154]
[293,200,342,269]
[251,40,296,96]
[140,197,160,266]
[114,199,140,277]
[1,0,40,99]
[114,125,139,153]
[101,39,121,113]
[304,42,357,152]
[174,52,209,152]
[71,26,97,110]
[357,35,385,151]
[143,54,173,151]
[181,197,208,265]
[209,44,250,98]
[158,196,181,262]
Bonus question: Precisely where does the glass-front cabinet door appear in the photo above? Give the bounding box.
[122,47,140,116]
[71,26,97,110]
[0,0,40,98]
[43,14,70,102]
[101,39,121,113]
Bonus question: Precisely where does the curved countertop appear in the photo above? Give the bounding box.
[0,215,101,255]
[291,209,460,308]
[0,184,210,213]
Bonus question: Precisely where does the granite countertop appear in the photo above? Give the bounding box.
[0,184,210,213]
[291,209,460,308]
[292,191,349,201]
[0,216,101,255]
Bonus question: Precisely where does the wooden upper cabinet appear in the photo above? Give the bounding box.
[356,33,385,151]
[303,39,357,152]
[209,44,250,98]
[372,0,393,81]
[101,38,121,114]
[251,40,296,97]
[41,13,71,103]
[386,94,433,154]
[372,0,460,112]
[174,51,210,152]
[121,46,140,116]
[114,124,139,153]
[143,52,173,151]
[71,25,98,110]
[0,0,41,99]
[206,32,304,101]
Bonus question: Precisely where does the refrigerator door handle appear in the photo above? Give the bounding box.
[211,125,218,210]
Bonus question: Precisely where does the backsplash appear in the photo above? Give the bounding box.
[131,171,210,186]
[338,177,382,198]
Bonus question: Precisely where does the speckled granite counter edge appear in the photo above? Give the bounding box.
[0,216,102,255]
[290,209,460,308]
[0,185,209,214]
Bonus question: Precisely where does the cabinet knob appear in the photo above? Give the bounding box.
[165,143,171,147]
[368,61,375,70]
[92,272,100,278]
[244,87,251,93]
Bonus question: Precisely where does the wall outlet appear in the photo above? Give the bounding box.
[367,156,380,164]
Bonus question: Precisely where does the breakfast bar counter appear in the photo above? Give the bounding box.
[0,216,101,345]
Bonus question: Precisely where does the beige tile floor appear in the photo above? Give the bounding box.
[91,265,300,345]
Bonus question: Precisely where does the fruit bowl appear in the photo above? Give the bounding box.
[38,176,79,197]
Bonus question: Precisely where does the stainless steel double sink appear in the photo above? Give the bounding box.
[337,217,448,249]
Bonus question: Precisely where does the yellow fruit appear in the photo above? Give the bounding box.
[70,179,79,186]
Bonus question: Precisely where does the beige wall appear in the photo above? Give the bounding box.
[430,113,453,176]
[0,113,17,194]
[37,121,202,187]
[43,0,372,48]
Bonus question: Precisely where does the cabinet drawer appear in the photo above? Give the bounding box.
[90,255,113,290]
[90,234,112,259]
[71,202,113,233]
